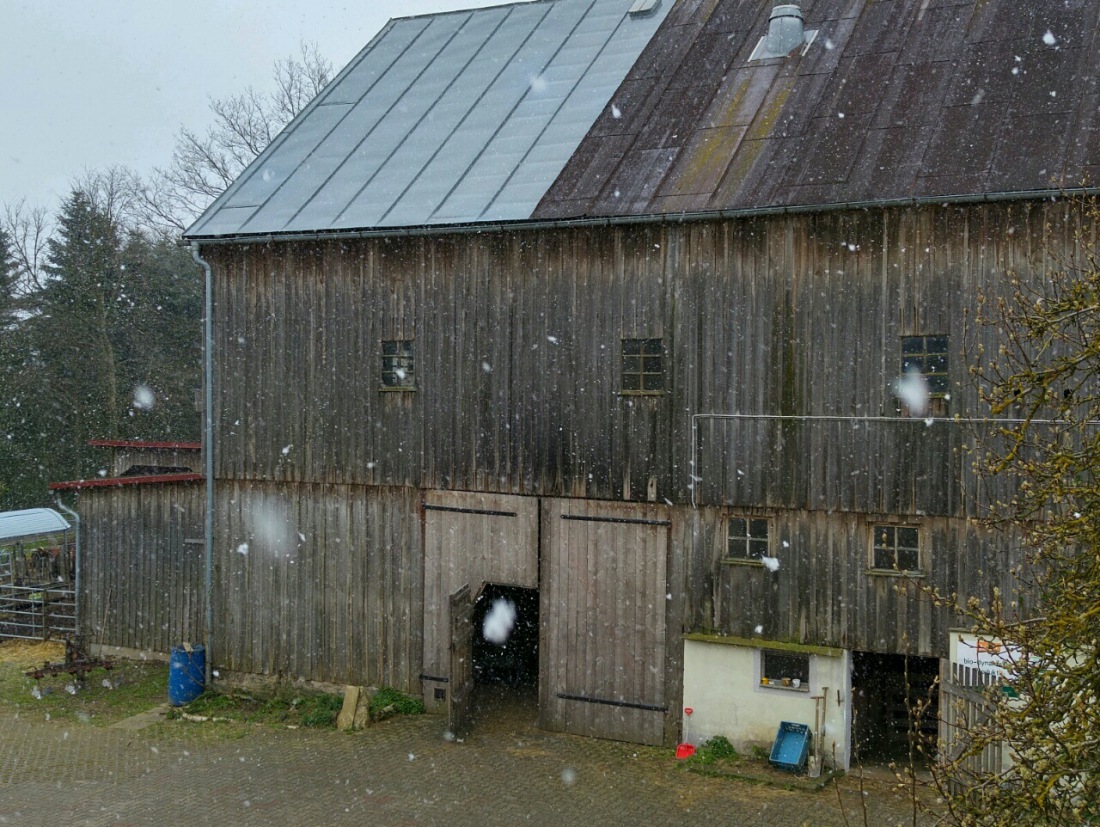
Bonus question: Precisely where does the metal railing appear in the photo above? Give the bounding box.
[0,583,76,640]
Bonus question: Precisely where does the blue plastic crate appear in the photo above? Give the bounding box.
[769,721,811,772]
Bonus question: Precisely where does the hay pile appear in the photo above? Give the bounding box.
[0,639,65,668]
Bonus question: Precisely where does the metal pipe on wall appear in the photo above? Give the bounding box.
[54,498,80,640]
[190,243,215,688]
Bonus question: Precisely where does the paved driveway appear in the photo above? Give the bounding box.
[0,687,933,827]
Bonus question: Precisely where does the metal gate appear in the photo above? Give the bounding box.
[1,542,76,641]
[539,499,671,746]
[0,584,76,640]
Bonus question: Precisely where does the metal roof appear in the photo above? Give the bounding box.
[0,508,71,544]
[185,0,671,239]
[535,0,1100,219]
[49,474,205,492]
[88,439,202,451]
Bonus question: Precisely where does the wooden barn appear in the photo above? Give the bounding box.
[50,441,205,656]
[174,0,1099,764]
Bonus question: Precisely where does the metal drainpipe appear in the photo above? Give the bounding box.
[54,498,81,642]
[191,243,215,688]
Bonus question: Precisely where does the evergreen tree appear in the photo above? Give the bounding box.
[113,231,202,441]
[17,187,201,492]
[30,190,126,482]
[0,227,16,323]
[0,226,51,508]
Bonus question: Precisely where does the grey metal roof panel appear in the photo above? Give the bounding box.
[0,508,70,544]
[185,0,671,238]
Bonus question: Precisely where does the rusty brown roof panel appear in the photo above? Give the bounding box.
[591,147,681,214]
[870,61,955,130]
[841,0,922,58]
[703,64,781,128]
[534,0,1100,221]
[845,124,937,203]
[897,6,967,64]
[989,112,1076,192]
[635,83,720,149]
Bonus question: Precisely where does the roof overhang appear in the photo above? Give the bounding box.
[50,473,205,492]
[88,439,202,451]
[185,187,1100,247]
[0,508,71,544]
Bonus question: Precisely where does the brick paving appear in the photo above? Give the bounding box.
[0,686,936,827]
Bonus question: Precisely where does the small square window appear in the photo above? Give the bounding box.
[762,650,809,686]
[381,340,415,389]
[872,524,920,572]
[727,517,769,561]
[622,338,663,393]
[900,335,949,415]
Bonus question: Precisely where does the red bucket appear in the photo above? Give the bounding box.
[675,743,696,759]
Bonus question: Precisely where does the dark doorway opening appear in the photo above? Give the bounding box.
[851,652,939,764]
[471,584,539,688]
[467,584,540,736]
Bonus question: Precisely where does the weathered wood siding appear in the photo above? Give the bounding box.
[421,490,538,707]
[540,498,677,746]
[105,448,201,477]
[207,200,1089,518]
[79,482,205,654]
[682,505,1025,657]
[214,482,422,691]
[197,200,1079,679]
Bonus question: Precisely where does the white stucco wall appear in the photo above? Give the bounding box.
[682,638,852,770]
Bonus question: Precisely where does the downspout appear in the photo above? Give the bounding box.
[190,243,215,688]
[54,498,81,642]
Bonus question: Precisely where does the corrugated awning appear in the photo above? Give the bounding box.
[0,508,71,544]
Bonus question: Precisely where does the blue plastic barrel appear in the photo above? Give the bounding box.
[168,644,206,706]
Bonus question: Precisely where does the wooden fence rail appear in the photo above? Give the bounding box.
[939,662,1005,792]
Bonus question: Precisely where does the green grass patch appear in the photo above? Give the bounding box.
[368,686,425,722]
[687,735,740,766]
[0,641,168,726]
[680,734,836,792]
[172,685,344,729]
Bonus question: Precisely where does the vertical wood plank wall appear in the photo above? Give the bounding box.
[80,482,205,654]
[178,201,1085,694]
[682,505,1023,657]
[207,201,1087,517]
[214,482,422,692]
[540,498,672,746]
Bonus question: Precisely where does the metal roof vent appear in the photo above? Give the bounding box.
[749,4,817,61]
[628,0,662,17]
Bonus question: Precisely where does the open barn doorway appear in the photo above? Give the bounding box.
[851,651,939,766]
[467,584,540,732]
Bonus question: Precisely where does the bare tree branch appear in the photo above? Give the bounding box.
[2,199,52,291]
[139,40,333,236]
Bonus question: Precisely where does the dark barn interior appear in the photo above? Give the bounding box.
[472,585,540,689]
[852,652,940,764]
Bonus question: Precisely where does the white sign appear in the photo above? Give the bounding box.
[952,633,1016,679]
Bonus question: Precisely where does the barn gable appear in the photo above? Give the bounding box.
[186,0,1100,242]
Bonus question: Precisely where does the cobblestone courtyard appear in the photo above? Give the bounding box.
[0,686,934,827]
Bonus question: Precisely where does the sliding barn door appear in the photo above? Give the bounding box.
[539,499,670,746]
[421,491,538,710]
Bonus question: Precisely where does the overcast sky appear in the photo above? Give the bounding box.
[1,0,514,211]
